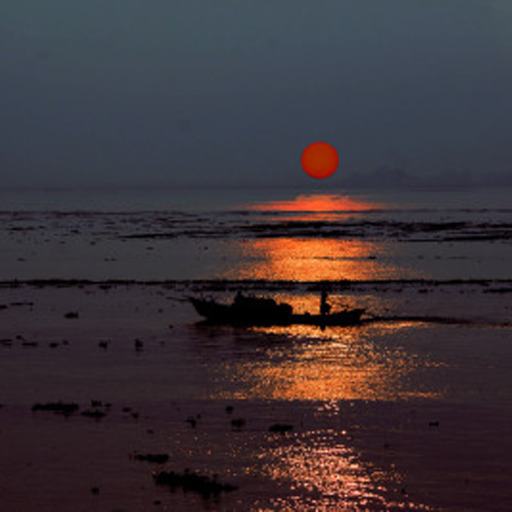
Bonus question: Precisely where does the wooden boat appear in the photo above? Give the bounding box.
[189,295,365,327]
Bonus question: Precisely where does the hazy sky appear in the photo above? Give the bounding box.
[1,1,511,188]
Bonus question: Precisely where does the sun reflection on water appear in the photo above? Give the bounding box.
[207,290,442,402]
[246,193,384,214]
[209,194,438,509]
[222,237,405,281]
[220,324,440,402]
[252,429,434,511]
[218,192,423,281]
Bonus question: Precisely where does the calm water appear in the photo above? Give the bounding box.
[1,187,511,510]
[1,187,511,281]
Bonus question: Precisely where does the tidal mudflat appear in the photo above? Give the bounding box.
[0,279,511,511]
[1,189,511,510]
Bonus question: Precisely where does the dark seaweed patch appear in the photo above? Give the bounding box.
[268,423,293,434]
[80,409,106,420]
[133,453,169,464]
[153,469,238,498]
[31,401,79,416]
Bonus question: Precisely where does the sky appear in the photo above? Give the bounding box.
[1,0,511,189]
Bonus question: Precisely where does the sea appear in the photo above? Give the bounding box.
[1,186,511,282]
[0,186,511,511]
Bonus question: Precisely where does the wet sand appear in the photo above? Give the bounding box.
[1,398,511,511]
[1,282,511,511]
[1,189,511,510]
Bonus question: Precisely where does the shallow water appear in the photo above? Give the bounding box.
[1,188,512,281]
[0,187,511,510]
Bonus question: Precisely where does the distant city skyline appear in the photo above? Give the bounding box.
[1,1,511,189]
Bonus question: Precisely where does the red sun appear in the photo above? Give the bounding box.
[301,142,340,179]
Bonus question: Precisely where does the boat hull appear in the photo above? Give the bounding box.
[190,298,364,327]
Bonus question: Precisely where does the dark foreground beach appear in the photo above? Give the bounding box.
[1,189,511,510]
[1,280,511,511]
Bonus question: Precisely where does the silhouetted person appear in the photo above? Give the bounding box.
[320,290,331,315]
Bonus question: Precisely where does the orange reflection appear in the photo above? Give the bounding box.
[220,192,420,281]
[222,238,411,281]
[219,194,422,281]
[247,194,382,213]
[212,192,437,402]
[214,323,443,402]
[254,430,434,510]
[245,193,386,221]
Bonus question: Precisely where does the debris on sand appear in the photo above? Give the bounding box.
[133,453,169,464]
[231,418,246,430]
[153,469,238,498]
[80,409,107,420]
[268,423,293,434]
[31,401,79,416]
[64,311,79,319]
[185,416,197,428]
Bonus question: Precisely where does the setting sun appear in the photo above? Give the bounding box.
[301,142,339,179]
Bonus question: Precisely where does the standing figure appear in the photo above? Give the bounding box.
[320,289,331,316]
